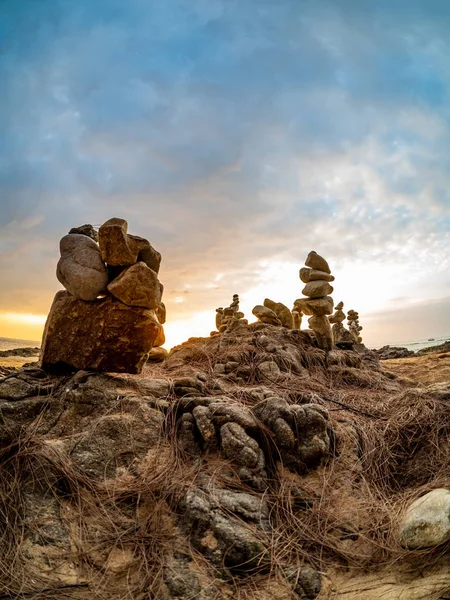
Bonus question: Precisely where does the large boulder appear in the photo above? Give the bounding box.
[399,489,450,549]
[56,234,108,301]
[107,262,162,309]
[40,291,160,373]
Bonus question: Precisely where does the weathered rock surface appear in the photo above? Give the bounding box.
[181,487,269,573]
[399,489,450,549]
[376,345,414,360]
[2,324,448,600]
[40,291,160,373]
[107,261,162,309]
[56,234,109,301]
[98,217,139,266]
[68,223,98,241]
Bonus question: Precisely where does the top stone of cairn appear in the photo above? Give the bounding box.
[305,251,331,274]
[98,217,139,266]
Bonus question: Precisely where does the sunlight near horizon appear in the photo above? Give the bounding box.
[1,312,47,326]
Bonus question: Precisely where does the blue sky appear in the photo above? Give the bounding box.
[1,0,450,346]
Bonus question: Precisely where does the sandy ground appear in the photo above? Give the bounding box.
[0,356,39,369]
[381,350,450,385]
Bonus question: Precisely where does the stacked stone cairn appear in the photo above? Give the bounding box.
[40,217,166,373]
[214,294,248,334]
[329,301,354,349]
[347,309,363,344]
[294,251,334,351]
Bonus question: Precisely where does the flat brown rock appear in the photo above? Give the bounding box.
[107,262,162,309]
[40,291,160,373]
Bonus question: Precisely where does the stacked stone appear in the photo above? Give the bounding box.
[292,308,303,330]
[251,299,293,328]
[294,251,335,351]
[347,309,363,344]
[40,217,165,374]
[329,301,354,349]
[216,294,248,333]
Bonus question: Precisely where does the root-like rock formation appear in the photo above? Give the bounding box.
[1,323,450,599]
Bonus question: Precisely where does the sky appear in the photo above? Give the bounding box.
[1,0,450,349]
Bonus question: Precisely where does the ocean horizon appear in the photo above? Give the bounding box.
[0,336,41,351]
[1,334,449,354]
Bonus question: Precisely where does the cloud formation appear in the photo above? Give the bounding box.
[1,0,450,345]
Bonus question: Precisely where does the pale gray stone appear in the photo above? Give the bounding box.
[56,234,108,301]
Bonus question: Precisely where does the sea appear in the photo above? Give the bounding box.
[387,334,450,353]
[0,337,41,351]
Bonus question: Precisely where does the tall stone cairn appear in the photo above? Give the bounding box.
[294,251,335,351]
[40,217,165,374]
[347,309,363,344]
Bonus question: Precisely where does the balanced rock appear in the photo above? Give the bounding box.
[147,347,169,362]
[40,291,160,374]
[252,305,281,326]
[308,315,333,351]
[56,234,108,301]
[399,489,450,549]
[128,234,162,274]
[294,296,334,316]
[302,280,334,299]
[300,267,335,284]
[264,298,294,328]
[292,309,302,329]
[107,262,162,309]
[153,323,166,347]
[98,218,138,266]
[305,251,331,274]
[68,224,98,241]
[156,301,166,325]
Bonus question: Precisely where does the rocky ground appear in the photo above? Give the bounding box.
[0,324,449,599]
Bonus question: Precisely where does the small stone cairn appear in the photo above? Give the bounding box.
[294,251,334,351]
[40,217,166,373]
[215,294,248,334]
[347,309,363,344]
[329,301,354,349]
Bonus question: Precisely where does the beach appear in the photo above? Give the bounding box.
[0,337,40,369]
